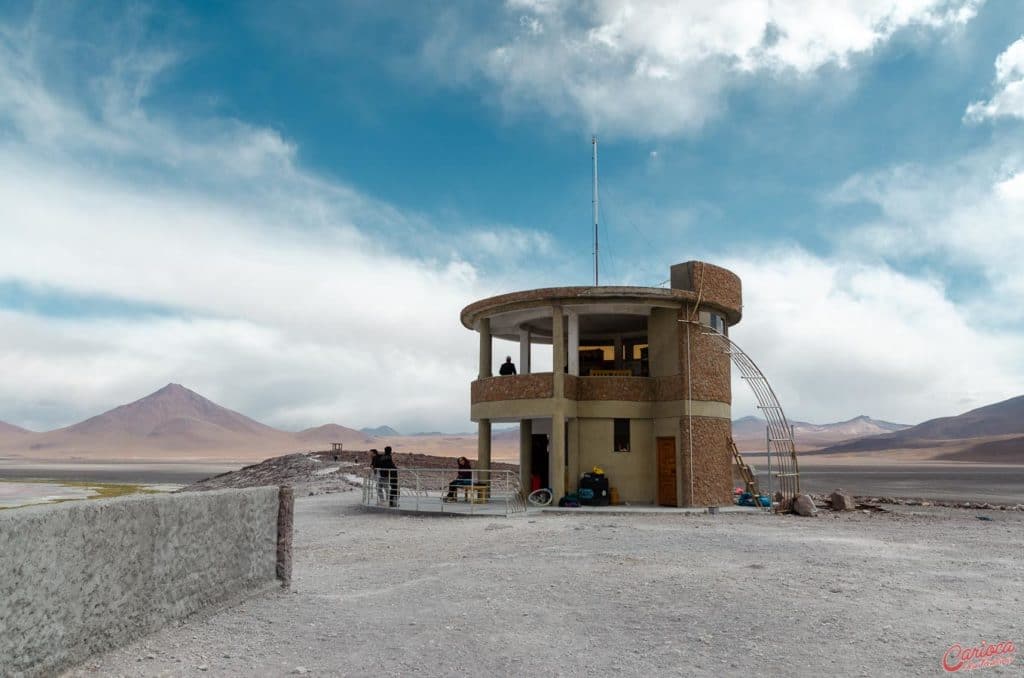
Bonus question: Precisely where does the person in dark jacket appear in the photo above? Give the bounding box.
[444,456,473,501]
[379,446,399,507]
[370,449,386,504]
[498,356,517,375]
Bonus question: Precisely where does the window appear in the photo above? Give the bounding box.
[614,418,630,453]
[699,310,727,335]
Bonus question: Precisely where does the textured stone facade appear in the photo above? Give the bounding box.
[676,312,732,404]
[670,261,742,316]
[0,487,282,677]
[574,376,657,401]
[679,415,734,506]
[471,374,553,403]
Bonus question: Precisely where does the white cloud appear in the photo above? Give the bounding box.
[965,36,1024,122]
[831,152,1024,312]
[0,10,537,433]
[724,250,1023,425]
[426,0,980,138]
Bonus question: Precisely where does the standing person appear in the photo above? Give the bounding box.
[380,446,399,507]
[444,457,473,501]
[370,449,386,505]
[499,356,517,375]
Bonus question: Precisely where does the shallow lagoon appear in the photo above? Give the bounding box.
[0,481,99,508]
[0,479,182,509]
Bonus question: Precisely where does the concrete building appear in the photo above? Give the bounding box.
[461,260,742,507]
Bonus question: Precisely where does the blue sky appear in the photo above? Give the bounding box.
[1,0,1023,432]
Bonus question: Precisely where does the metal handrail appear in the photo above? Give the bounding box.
[359,468,526,517]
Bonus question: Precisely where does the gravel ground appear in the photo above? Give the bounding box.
[68,493,1023,677]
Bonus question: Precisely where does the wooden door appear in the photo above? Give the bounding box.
[657,436,677,506]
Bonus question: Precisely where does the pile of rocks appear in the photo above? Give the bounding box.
[789,489,1024,516]
[178,453,360,495]
[854,496,1024,511]
[792,489,882,517]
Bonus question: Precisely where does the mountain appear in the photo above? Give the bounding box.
[296,424,372,446]
[0,383,436,462]
[731,414,908,451]
[937,436,1024,463]
[818,395,1024,454]
[2,384,297,461]
[360,425,400,437]
[0,421,31,436]
[63,384,280,438]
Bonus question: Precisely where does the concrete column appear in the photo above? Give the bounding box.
[550,413,565,500]
[567,417,579,492]
[567,310,580,376]
[614,335,623,369]
[519,418,533,493]
[478,419,491,483]
[552,305,565,396]
[550,305,566,499]
[478,317,492,379]
[519,328,531,375]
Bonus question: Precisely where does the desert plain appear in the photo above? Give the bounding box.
[66,489,1023,677]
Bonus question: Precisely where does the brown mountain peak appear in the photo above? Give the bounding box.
[63,383,279,439]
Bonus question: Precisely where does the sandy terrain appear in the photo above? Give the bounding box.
[68,492,1022,677]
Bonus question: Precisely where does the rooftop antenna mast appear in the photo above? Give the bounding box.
[592,135,599,286]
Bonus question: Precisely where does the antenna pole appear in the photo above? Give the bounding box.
[592,135,599,286]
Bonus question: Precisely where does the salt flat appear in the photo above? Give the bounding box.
[70,491,1022,677]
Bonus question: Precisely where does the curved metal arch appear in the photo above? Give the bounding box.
[702,327,801,510]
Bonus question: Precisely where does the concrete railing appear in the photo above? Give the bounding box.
[0,486,294,678]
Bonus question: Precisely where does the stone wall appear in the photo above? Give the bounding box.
[669,261,743,320]
[573,376,656,402]
[0,487,287,677]
[677,312,732,404]
[679,416,734,506]
[471,373,553,402]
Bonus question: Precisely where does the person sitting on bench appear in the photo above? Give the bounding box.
[444,456,473,501]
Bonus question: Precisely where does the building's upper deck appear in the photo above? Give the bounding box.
[460,262,742,341]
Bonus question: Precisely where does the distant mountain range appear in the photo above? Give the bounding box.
[812,395,1024,462]
[1,384,1020,464]
[731,414,909,451]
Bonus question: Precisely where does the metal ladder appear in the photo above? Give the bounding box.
[727,436,760,498]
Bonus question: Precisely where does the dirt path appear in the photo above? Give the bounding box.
[68,494,1023,677]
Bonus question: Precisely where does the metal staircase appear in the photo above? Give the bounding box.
[703,329,801,510]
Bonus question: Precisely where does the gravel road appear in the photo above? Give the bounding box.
[68,493,1023,677]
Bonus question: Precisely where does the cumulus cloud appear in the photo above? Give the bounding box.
[831,151,1024,312]
[965,36,1024,122]
[724,250,1023,425]
[426,0,980,138]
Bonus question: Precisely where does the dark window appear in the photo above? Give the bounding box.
[614,418,630,453]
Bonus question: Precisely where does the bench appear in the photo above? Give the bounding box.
[457,484,490,503]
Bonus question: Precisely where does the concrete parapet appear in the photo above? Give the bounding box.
[0,486,286,677]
